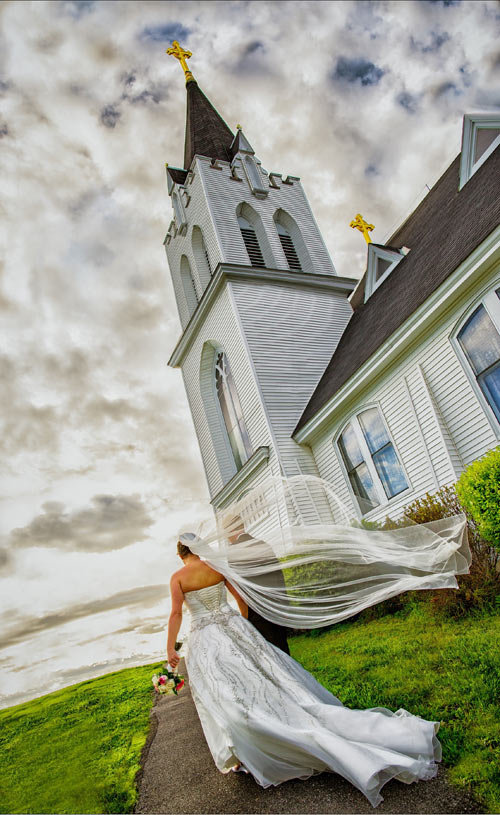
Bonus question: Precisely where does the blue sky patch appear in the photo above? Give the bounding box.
[100,105,120,128]
[139,22,191,43]
[333,57,385,87]
[397,91,419,113]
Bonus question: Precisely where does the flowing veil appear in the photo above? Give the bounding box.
[179,474,471,628]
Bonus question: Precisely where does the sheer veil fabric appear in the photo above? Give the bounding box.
[179,474,471,628]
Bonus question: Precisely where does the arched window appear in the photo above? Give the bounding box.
[238,215,265,268]
[180,255,198,317]
[192,226,211,289]
[273,209,310,273]
[214,350,252,470]
[454,285,500,424]
[276,222,302,271]
[337,407,408,515]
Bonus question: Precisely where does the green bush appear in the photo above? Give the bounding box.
[456,446,500,552]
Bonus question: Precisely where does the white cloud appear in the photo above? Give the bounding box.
[1,0,499,707]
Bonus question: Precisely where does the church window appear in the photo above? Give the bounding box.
[454,285,500,425]
[365,245,405,301]
[214,351,253,470]
[276,222,302,271]
[192,226,211,289]
[459,113,500,189]
[180,255,198,317]
[238,215,265,268]
[337,407,408,515]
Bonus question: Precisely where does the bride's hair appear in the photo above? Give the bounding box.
[177,540,192,558]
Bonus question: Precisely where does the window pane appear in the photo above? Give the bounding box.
[372,445,408,498]
[474,127,500,164]
[358,407,390,454]
[479,363,500,423]
[349,463,379,511]
[339,424,364,469]
[458,305,500,374]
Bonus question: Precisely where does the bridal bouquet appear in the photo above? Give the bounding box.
[152,641,184,695]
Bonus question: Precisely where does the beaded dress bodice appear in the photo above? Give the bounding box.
[183,581,239,631]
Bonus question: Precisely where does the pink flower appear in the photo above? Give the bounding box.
[159,675,167,685]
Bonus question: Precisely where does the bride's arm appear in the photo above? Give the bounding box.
[225,578,248,618]
[166,575,184,668]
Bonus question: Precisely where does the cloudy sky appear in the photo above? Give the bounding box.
[1,0,499,709]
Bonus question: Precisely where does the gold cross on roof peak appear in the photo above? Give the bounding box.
[166,41,195,83]
[350,213,375,244]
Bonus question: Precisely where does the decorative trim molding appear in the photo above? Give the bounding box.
[210,445,270,508]
[294,224,500,443]
[365,245,404,301]
[168,264,357,367]
[459,112,500,191]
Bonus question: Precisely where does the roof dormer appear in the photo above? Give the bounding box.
[459,112,500,190]
[364,243,406,301]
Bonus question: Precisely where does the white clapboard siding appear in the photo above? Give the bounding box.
[198,157,337,276]
[231,278,353,480]
[179,285,278,499]
[310,270,500,522]
[165,166,224,330]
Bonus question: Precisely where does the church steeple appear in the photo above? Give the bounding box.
[183,79,234,170]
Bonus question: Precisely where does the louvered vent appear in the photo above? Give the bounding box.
[278,233,302,271]
[240,227,265,268]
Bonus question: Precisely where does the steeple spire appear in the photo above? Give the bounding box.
[166,41,234,171]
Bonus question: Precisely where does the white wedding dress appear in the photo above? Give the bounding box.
[184,581,442,808]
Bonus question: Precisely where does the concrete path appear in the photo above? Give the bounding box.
[135,659,483,814]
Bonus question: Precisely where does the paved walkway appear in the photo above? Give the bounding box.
[135,659,483,814]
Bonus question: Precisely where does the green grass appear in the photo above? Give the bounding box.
[0,660,164,814]
[289,605,500,814]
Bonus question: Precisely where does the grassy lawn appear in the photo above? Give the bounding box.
[2,607,498,814]
[289,604,500,814]
[0,660,164,814]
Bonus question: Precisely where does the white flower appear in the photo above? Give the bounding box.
[166,679,175,690]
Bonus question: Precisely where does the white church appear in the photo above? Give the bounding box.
[164,43,500,525]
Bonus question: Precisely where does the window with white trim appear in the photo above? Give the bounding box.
[238,215,265,267]
[180,255,198,317]
[215,350,253,470]
[365,244,405,301]
[276,222,302,271]
[455,285,500,425]
[337,407,409,514]
[459,113,500,189]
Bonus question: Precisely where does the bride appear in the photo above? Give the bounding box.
[166,475,470,808]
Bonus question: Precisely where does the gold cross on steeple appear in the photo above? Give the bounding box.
[350,213,375,244]
[166,41,194,83]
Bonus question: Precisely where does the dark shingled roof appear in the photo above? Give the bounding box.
[184,80,234,170]
[294,144,500,436]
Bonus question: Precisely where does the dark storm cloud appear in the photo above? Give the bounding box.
[139,23,191,43]
[232,40,271,76]
[410,30,450,53]
[397,91,420,113]
[9,494,154,553]
[0,583,168,650]
[433,80,462,97]
[364,164,379,177]
[332,57,386,87]
[100,104,121,128]
[421,0,461,6]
